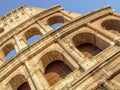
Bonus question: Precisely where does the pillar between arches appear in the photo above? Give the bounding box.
[13,35,23,50]
[36,20,51,33]
[55,38,84,71]
[24,60,49,90]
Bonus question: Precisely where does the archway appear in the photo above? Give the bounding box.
[47,16,68,29]
[77,43,101,58]
[41,51,73,86]
[24,28,41,44]
[101,20,120,35]
[2,43,16,61]
[72,33,109,58]
[9,74,31,90]
[45,60,72,86]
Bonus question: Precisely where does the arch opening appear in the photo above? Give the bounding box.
[9,74,31,90]
[27,34,41,44]
[72,33,109,58]
[24,28,41,44]
[5,49,16,60]
[45,60,72,86]
[101,20,120,35]
[47,16,68,29]
[77,43,101,58]
[17,82,31,90]
[41,51,73,86]
[51,23,62,29]
[2,44,16,61]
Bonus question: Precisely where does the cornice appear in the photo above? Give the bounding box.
[0,5,25,21]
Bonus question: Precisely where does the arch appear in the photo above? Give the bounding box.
[47,16,68,29]
[41,51,73,86]
[24,28,41,44]
[9,74,31,90]
[72,33,109,58]
[45,60,72,86]
[2,43,16,61]
[41,51,69,69]
[101,19,120,35]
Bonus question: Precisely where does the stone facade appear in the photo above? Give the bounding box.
[0,4,120,90]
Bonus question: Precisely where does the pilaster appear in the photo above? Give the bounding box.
[54,35,84,71]
[36,22,46,35]
[13,34,24,50]
[36,20,51,33]
[20,38,27,47]
[14,43,19,53]
[24,60,49,90]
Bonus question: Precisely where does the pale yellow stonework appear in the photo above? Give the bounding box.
[0,4,120,90]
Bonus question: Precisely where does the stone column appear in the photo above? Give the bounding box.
[14,44,19,53]
[24,61,38,90]
[24,60,49,90]
[36,20,51,33]
[36,22,46,35]
[34,69,50,89]
[13,34,24,50]
[27,77,37,90]
[55,36,84,71]
[45,24,53,31]
[20,38,27,47]
[31,58,50,89]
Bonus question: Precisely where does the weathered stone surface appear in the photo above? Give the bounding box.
[0,4,120,90]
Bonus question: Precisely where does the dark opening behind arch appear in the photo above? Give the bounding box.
[24,28,41,44]
[47,16,68,29]
[45,60,72,86]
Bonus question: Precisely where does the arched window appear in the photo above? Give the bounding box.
[27,34,40,44]
[9,74,31,90]
[47,16,68,29]
[2,44,16,61]
[41,51,73,86]
[72,33,109,58]
[24,28,41,44]
[5,49,16,60]
[45,60,72,86]
[101,20,120,35]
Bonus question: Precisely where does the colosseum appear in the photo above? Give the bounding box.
[0,4,120,90]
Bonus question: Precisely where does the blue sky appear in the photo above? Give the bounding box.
[1,0,120,60]
[0,0,120,16]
